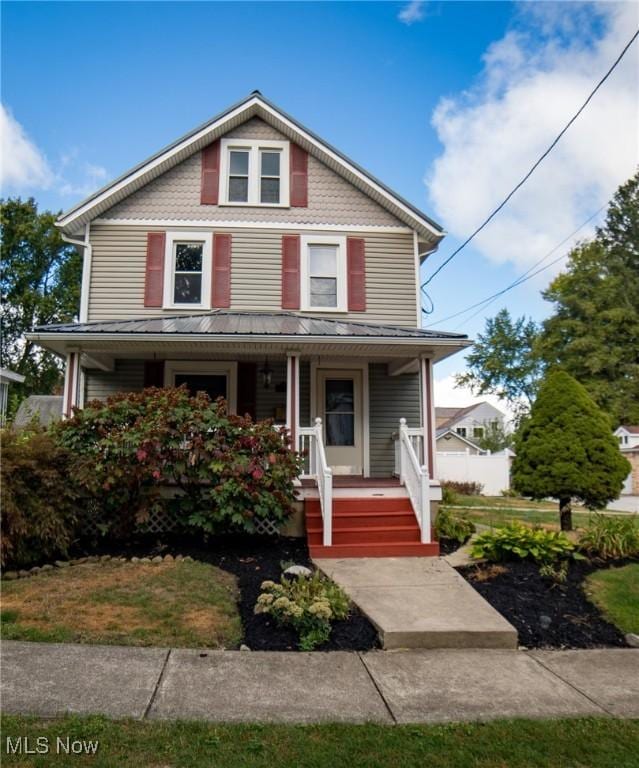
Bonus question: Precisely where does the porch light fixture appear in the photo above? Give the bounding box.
[259,358,272,389]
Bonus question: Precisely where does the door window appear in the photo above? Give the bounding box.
[175,374,227,401]
[325,378,355,446]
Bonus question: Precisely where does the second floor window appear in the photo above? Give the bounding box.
[456,427,467,437]
[163,231,212,309]
[173,242,203,304]
[220,139,289,206]
[300,235,347,312]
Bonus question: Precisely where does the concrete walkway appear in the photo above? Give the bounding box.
[315,557,517,649]
[5,641,637,723]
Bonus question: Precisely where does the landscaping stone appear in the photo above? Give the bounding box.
[152,556,163,563]
[18,570,30,578]
[283,564,312,578]
[239,644,251,651]
[626,634,639,648]
[175,554,184,561]
[164,554,174,562]
[3,571,18,580]
[54,560,70,568]
[131,557,140,563]
[29,567,41,575]
[72,557,88,565]
[40,564,54,572]
[100,555,112,562]
[183,556,194,562]
[88,556,100,562]
[140,558,151,564]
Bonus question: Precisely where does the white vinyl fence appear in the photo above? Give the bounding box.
[437,450,512,496]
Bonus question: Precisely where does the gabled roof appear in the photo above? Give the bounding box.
[56,92,445,243]
[435,428,482,451]
[31,310,467,340]
[435,401,505,431]
[617,425,639,434]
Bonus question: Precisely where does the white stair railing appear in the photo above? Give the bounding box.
[397,418,431,543]
[298,418,333,546]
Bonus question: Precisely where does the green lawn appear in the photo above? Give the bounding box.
[2,715,639,768]
[0,559,241,649]
[443,497,638,532]
[585,563,639,634]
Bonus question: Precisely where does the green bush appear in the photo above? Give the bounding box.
[441,480,483,496]
[254,572,350,650]
[54,387,302,538]
[470,523,581,565]
[435,507,476,544]
[441,485,457,505]
[1,428,79,568]
[579,514,639,560]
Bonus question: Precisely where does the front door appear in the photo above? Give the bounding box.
[317,369,363,475]
[174,373,227,402]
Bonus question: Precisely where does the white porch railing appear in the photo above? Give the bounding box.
[396,418,431,543]
[394,425,424,472]
[298,418,333,547]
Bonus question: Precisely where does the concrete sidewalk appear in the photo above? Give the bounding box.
[2,641,638,724]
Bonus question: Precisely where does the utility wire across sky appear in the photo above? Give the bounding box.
[420,27,639,303]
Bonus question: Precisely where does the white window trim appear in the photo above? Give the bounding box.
[219,138,290,207]
[164,360,238,413]
[162,231,212,310]
[300,234,347,313]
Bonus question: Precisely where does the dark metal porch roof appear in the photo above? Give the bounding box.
[33,311,468,341]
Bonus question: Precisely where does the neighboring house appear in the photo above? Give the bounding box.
[615,426,639,495]
[14,395,63,429]
[0,368,25,426]
[26,92,470,556]
[435,401,506,448]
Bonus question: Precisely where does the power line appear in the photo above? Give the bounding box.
[423,202,608,328]
[420,27,639,290]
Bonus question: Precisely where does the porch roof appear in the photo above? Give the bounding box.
[26,311,471,363]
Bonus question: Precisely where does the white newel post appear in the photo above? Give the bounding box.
[286,352,300,452]
[62,351,81,418]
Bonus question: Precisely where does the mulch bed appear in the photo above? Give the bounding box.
[72,534,380,652]
[458,557,637,649]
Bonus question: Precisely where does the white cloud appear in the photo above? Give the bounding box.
[399,1,426,25]
[0,104,53,191]
[0,103,108,200]
[427,3,639,272]
[434,373,516,424]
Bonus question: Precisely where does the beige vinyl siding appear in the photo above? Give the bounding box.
[436,432,480,453]
[88,225,417,326]
[85,360,145,402]
[254,359,287,422]
[103,118,401,228]
[369,363,421,476]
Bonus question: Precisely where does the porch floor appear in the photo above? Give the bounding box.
[315,557,518,650]
[300,476,401,488]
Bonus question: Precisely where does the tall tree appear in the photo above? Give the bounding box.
[0,198,82,413]
[539,172,639,426]
[455,308,544,424]
[512,371,630,531]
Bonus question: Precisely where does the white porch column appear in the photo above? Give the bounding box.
[420,356,436,479]
[62,351,81,418]
[286,352,300,451]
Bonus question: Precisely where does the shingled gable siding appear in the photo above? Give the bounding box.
[88,224,417,326]
[369,362,421,476]
[101,118,402,228]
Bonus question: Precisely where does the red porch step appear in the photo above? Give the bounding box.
[305,497,439,558]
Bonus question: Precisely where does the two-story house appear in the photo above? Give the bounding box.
[435,401,507,453]
[27,92,470,557]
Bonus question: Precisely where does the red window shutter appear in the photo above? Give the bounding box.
[144,360,165,388]
[281,235,301,309]
[347,237,366,311]
[212,233,232,308]
[144,232,166,307]
[201,141,220,205]
[289,144,308,207]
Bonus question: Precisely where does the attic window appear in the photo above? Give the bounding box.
[220,139,289,206]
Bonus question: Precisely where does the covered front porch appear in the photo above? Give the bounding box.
[27,310,470,554]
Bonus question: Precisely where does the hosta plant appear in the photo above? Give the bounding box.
[254,571,350,650]
[470,523,582,565]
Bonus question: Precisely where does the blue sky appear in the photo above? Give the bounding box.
[2,1,637,408]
